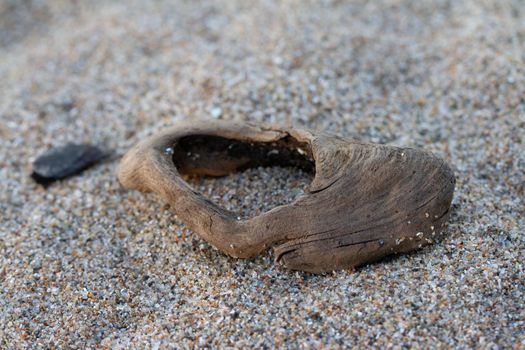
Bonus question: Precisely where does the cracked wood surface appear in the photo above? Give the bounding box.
[118,120,455,273]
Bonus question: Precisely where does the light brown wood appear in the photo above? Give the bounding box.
[118,120,455,273]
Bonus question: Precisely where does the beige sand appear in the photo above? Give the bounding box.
[1,0,523,348]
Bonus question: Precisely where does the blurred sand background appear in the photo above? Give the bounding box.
[1,0,524,348]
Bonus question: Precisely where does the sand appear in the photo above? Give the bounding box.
[1,0,524,348]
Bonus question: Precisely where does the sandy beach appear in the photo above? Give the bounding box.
[1,0,523,348]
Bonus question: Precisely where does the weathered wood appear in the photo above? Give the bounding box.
[118,120,455,273]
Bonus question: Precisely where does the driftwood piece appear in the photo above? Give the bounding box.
[118,120,455,273]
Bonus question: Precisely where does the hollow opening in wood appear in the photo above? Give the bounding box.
[171,135,315,176]
[171,134,316,218]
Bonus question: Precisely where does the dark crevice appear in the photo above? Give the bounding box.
[171,135,315,177]
[276,237,381,263]
[276,223,386,251]
[335,238,381,249]
[308,175,342,194]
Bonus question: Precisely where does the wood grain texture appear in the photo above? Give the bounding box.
[118,120,455,273]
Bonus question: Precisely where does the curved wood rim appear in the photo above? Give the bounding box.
[118,120,455,273]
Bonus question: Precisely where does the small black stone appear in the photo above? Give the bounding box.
[229,309,240,319]
[31,143,106,185]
